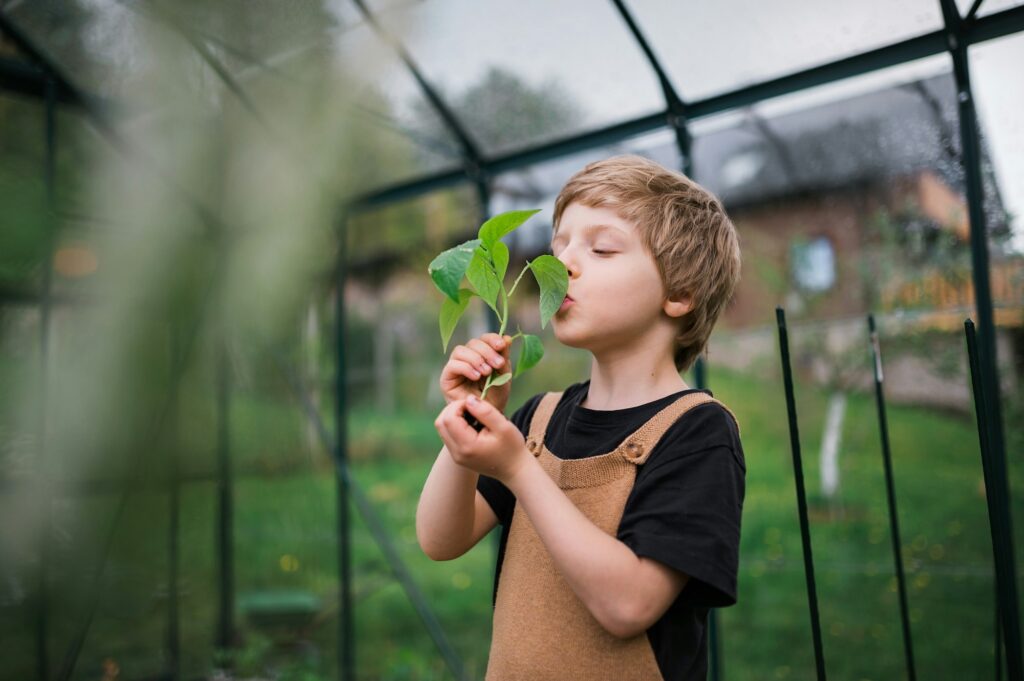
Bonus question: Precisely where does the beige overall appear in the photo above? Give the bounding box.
[486,390,740,680]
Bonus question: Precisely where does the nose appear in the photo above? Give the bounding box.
[556,250,579,279]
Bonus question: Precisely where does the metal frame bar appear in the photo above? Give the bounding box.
[350,0,488,189]
[215,338,235,654]
[0,10,117,116]
[33,70,56,681]
[282,345,471,681]
[776,307,828,681]
[867,314,917,681]
[334,216,355,681]
[966,319,1018,681]
[940,2,1022,679]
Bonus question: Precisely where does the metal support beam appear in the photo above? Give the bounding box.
[0,10,116,116]
[335,215,355,680]
[939,2,1021,678]
[33,70,56,681]
[215,338,235,653]
[610,0,693,173]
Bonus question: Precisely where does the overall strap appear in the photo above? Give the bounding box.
[617,393,741,466]
[525,392,563,457]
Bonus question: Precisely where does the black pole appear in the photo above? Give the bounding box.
[215,339,235,654]
[940,3,1022,674]
[166,326,181,681]
[281,354,471,681]
[999,581,1006,681]
[34,71,57,681]
[867,314,917,681]
[776,307,827,681]
[967,319,1022,681]
[54,309,207,681]
[335,215,355,681]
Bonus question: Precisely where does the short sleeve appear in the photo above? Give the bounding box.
[617,405,746,608]
[475,392,543,526]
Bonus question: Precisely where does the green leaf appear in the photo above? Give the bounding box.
[466,248,501,314]
[429,239,481,302]
[478,209,541,249]
[439,288,474,351]
[514,334,544,378]
[529,255,570,329]
[491,240,510,282]
[488,372,513,388]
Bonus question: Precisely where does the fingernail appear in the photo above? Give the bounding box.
[468,395,478,405]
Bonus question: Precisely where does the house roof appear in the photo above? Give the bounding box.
[494,70,1007,256]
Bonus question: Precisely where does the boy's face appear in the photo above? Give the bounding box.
[549,202,689,358]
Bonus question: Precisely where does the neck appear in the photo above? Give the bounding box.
[581,338,689,410]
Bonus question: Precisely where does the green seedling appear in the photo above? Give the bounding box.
[429,208,569,405]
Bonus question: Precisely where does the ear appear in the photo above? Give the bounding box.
[663,294,692,318]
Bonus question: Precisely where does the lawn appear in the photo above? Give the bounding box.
[1,363,1022,680]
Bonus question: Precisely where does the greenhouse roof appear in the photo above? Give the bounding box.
[0,0,1022,210]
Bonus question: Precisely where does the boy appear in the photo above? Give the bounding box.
[416,155,745,680]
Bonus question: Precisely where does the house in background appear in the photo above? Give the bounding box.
[493,71,1022,409]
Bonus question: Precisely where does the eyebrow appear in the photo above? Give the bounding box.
[551,223,628,243]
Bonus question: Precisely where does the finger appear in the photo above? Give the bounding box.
[436,400,462,437]
[452,345,492,376]
[442,359,482,383]
[467,338,505,370]
[464,395,506,432]
[443,399,476,444]
[482,332,507,353]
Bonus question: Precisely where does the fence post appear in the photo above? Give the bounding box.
[776,307,827,681]
[867,314,916,681]
[966,319,1022,681]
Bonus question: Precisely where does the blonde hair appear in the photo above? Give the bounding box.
[552,154,741,373]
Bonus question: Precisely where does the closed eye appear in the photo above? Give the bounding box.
[592,249,615,255]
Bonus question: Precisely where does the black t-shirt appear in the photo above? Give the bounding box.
[477,380,746,681]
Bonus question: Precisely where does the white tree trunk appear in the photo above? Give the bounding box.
[375,316,395,415]
[820,391,846,499]
[304,300,320,461]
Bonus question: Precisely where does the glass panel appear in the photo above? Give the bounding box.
[0,91,47,287]
[4,0,149,98]
[970,31,1024,256]
[348,184,478,272]
[629,0,945,101]
[54,110,110,220]
[331,21,466,193]
[371,0,665,156]
[147,1,339,66]
[0,20,31,61]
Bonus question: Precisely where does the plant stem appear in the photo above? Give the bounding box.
[480,330,523,402]
[507,260,531,299]
[482,263,530,402]
[498,285,509,336]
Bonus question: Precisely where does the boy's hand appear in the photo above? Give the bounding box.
[434,396,532,484]
[439,333,513,412]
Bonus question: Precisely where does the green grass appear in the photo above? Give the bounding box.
[1,364,1022,680]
